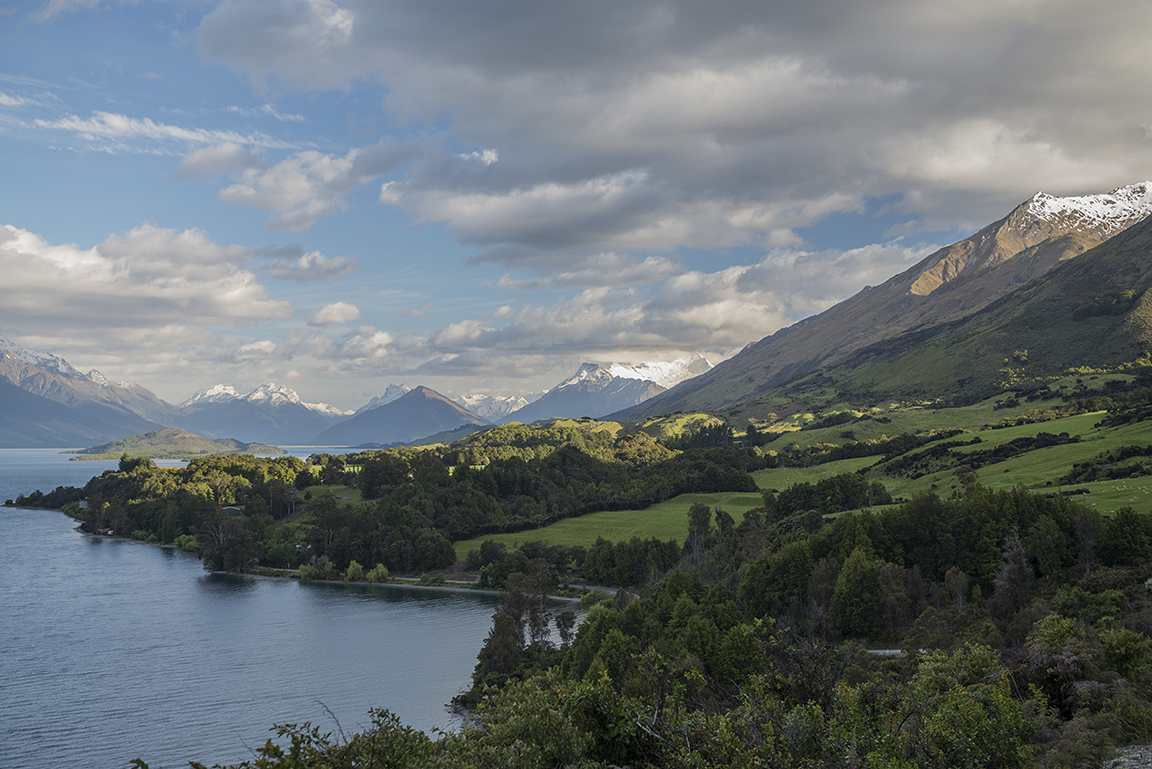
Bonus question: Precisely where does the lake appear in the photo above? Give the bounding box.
[0,449,524,769]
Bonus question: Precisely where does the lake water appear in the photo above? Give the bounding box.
[0,449,519,769]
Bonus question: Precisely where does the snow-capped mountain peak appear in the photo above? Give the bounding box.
[1023,182,1152,237]
[605,354,713,389]
[556,356,713,392]
[181,384,243,406]
[181,383,352,415]
[354,384,412,414]
[454,392,536,421]
[245,383,303,406]
[0,336,82,378]
[85,370,132,388]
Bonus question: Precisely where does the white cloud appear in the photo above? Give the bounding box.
[0,223,292,328]
[219,139,417,230]
[291,324,394,362]
[192,0,1152,272]
[0,91,38,107]
[496,253,684,289]
[308,301,361,325]
[172,142,265,180]
[227,104,307,122]
[261,249,358,281]
[34,111,294,154]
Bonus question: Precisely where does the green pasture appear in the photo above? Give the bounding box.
[1075,476,1152,516]
[751,457,877,490]
[872,412,1152,503]
[452,491,764,560]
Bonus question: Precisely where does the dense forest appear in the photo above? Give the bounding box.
[8,424,763,576]
[120,482,1152,769]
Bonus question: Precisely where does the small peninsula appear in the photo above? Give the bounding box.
[66,427,284,460]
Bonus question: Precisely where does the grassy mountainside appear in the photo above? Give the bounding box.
[715,214,1152,424]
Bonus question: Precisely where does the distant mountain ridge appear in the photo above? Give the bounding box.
[312,386,490,446]
[177,383,352,445]
[622,182,1152,418]
[454,392,536,421]
[182,383,352,417]
[354,384,412,415]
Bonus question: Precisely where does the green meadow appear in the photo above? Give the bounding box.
[452,491,764,560]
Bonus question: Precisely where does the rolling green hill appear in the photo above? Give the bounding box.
[68,427,283,459]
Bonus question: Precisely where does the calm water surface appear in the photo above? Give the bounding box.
[0,449,509,769]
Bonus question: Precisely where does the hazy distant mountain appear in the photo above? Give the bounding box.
[0,338,173,446]
[311,386,490,446]
[178,383,353,445]
[353,384,412,415]
[622,182,1152,417]
[0,338,184,427]
[454,392,538,421]
[0,375,164,448]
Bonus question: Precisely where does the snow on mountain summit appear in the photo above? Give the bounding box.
[0,336,82,378]
[606,354,714,389]
[1023,182,1152,237]
[182,383,352,415]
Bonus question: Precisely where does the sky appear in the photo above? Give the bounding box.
[2,0,1151,411]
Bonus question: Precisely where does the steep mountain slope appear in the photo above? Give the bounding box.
[501,363,667,424]
[622,182,1152,417]
[310,386,490,446]
[0,353,166,443]
[0,375,164,448]
[178,383,352,445]
[0,340,184,427]
[758,213,1152,407]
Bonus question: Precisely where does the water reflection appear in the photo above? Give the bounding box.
[1,508,510,769]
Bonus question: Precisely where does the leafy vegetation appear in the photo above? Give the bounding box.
[156,479,1152,768]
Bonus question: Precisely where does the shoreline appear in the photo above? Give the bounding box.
[7,504,616,602]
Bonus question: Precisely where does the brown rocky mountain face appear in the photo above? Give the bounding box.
[621,183,1152,417]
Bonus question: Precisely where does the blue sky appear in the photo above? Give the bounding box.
[2,0,1151,410]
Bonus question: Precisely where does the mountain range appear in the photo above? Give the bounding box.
[5,181,1152,448]
[0,339,705,447]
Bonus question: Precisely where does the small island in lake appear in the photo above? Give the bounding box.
[66,427,284,460]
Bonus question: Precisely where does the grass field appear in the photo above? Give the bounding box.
[452,491,764,560]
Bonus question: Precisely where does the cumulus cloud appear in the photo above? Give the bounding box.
[193,0,1152,270]
[496,253,685,289]
[308,301,361,325]
[0,223,292,330]
[290,324,394,362]
[219,138,418,230]
[261,249,358,281]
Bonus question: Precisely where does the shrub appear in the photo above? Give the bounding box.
[366,563,390,583]
[175,534,199,554]
[345,559,364,582]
